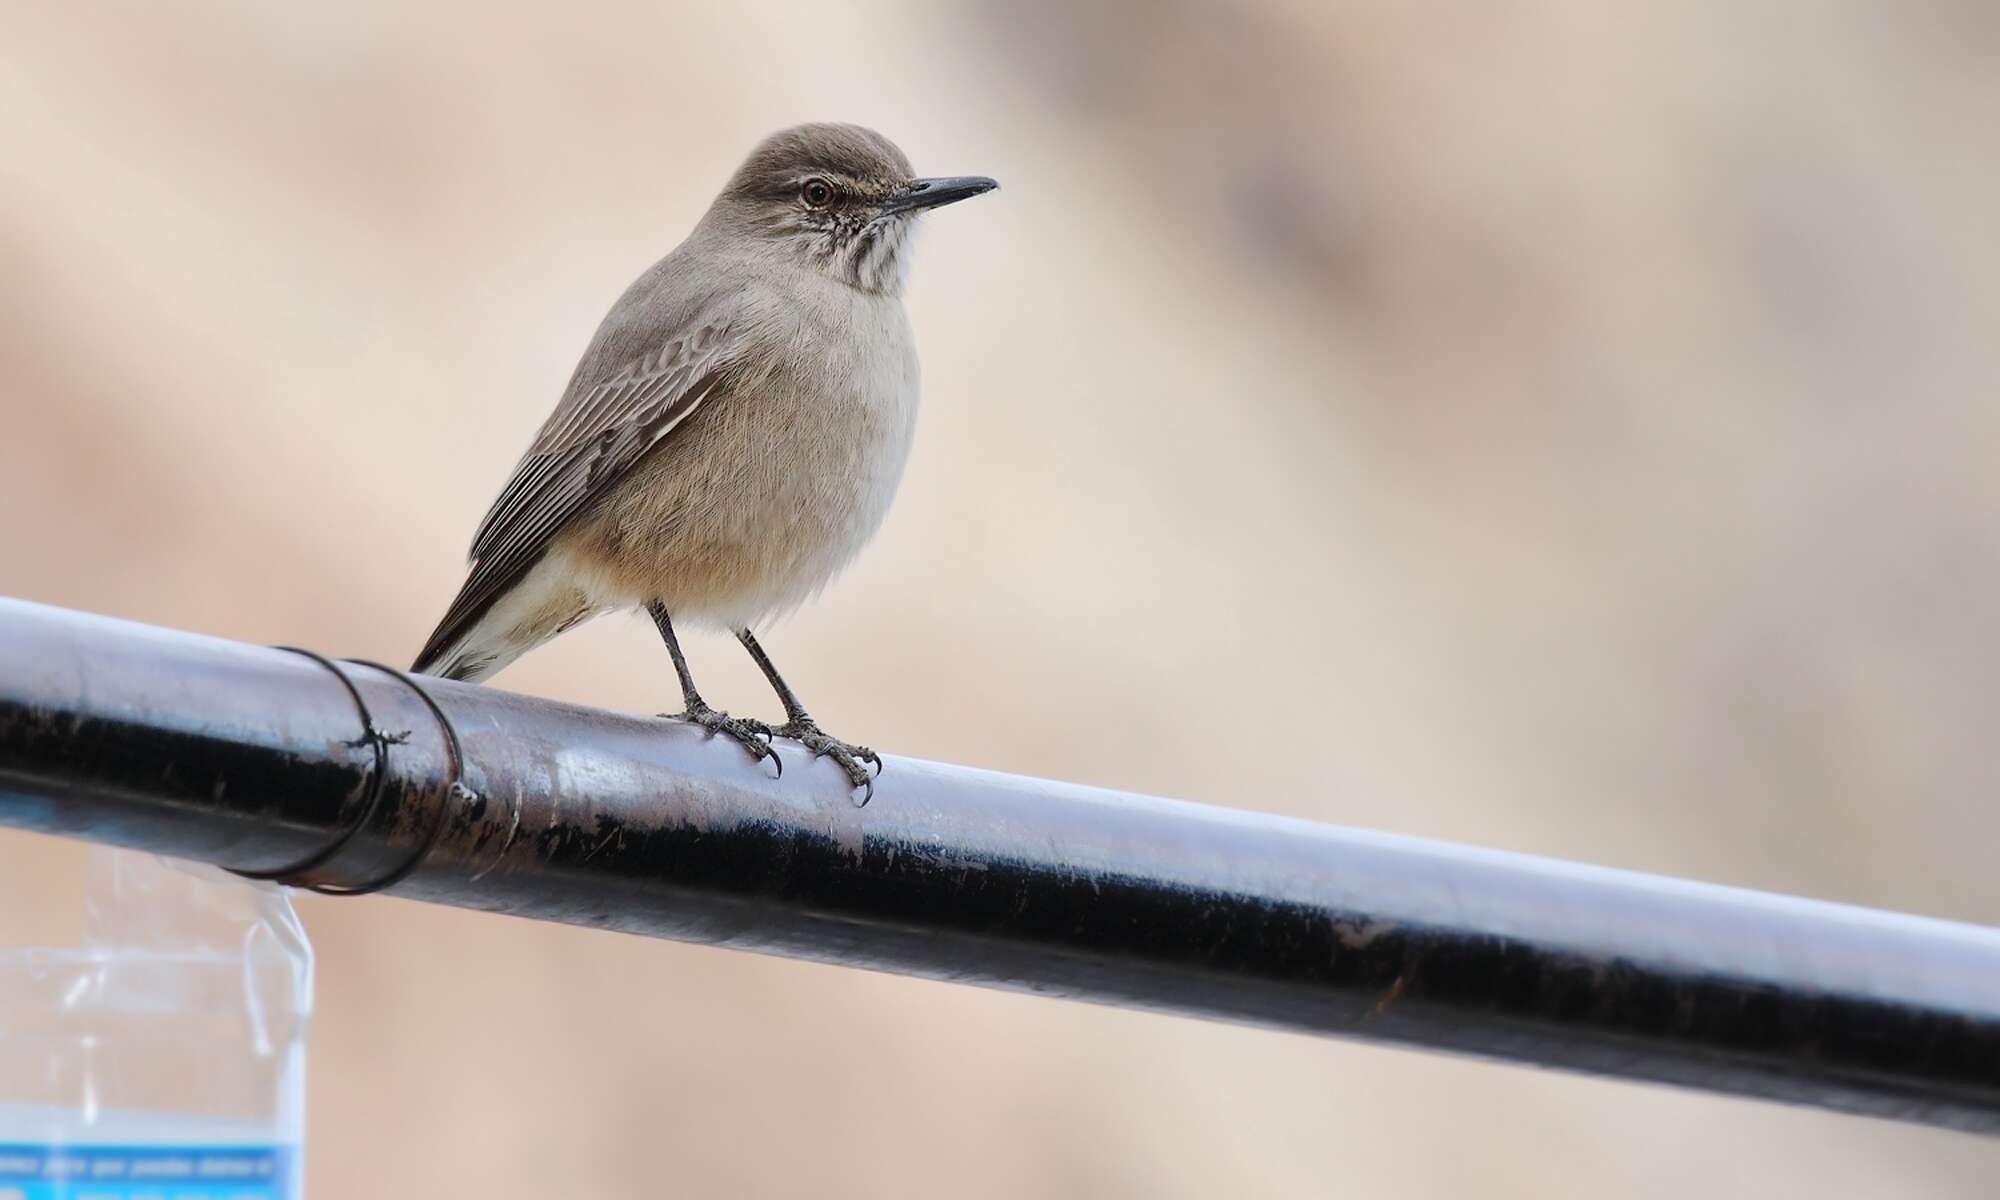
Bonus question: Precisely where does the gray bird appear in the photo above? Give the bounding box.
[412,123,996,800]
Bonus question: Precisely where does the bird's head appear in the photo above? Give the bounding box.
[706,123,997,296]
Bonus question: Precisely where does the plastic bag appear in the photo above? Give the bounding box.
[0,849,312,1198]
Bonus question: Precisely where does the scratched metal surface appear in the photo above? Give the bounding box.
[3,596,1999,1134]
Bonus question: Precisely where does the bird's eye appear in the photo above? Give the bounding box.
[800,179,833,209]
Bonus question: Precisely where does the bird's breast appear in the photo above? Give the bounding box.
[771,295,921,575]
[578,290,921,627]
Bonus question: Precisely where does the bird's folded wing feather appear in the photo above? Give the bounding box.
[413,319,739,671]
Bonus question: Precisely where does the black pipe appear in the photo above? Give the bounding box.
[1,597,1997,1133]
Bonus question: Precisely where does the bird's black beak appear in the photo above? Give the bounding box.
[880,175,999,215]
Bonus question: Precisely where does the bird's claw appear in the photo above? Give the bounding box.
[662,702,781,778]
[771,717,881,805]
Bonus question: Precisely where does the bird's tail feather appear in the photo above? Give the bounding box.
[410,622,513,684]
[412,554,597,683]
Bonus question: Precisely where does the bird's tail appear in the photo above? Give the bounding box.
[410,642,503,684]
[411,606,512,683]
[412,554,598,683]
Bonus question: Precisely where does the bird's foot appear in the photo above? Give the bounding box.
[770,716,881,804]
[661,701,781,777]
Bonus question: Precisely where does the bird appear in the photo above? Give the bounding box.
[411,123,996,802]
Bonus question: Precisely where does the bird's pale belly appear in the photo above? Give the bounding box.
[559,350,920,630]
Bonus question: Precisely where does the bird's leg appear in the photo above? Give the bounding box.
[736,628,881,803]
[649,603,779,776]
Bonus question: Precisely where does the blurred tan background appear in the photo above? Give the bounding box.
[4,1,1999,1195]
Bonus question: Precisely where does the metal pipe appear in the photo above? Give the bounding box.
[1,597,1997,1133]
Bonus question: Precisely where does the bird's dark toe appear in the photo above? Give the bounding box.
[664,703,781,776]
[773,718,880,804]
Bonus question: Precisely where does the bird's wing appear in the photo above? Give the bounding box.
[413,318,739,674]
